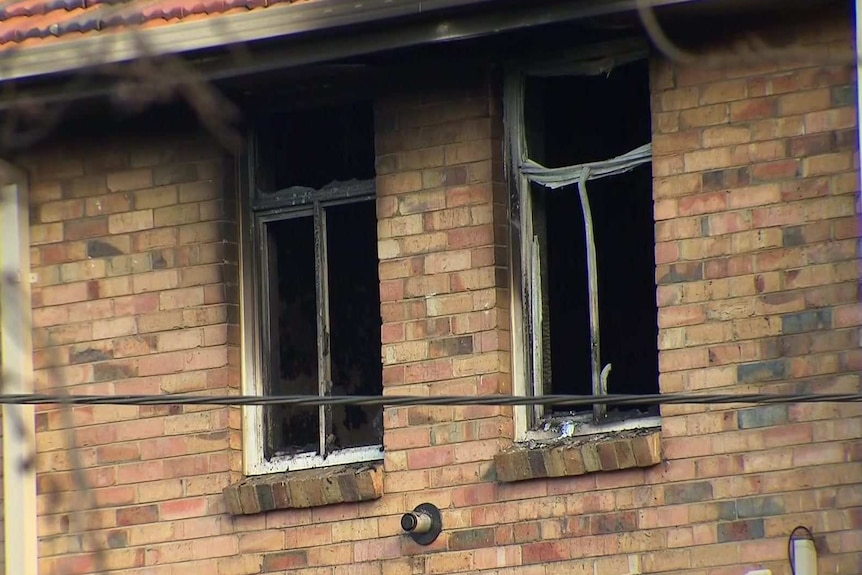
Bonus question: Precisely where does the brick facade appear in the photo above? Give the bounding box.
[645,14,861,574]
[374,74,513,487]
[24,133,242,574]
[13,9,862,575]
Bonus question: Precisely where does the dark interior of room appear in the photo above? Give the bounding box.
[255,101,376,193]
[524,59,659,417]
[326,200,384,449]
[262,100,382,458]
[266,214,320,457]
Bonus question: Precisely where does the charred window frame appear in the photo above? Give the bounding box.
[239,101,384,475]
[505,40,660,440]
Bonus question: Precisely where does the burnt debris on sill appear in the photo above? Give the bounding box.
[524,405,661,448]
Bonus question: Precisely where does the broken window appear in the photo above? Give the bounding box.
[242,101,383,472]
[507,45,659,436]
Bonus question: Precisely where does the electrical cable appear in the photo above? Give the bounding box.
[0,392,857,406]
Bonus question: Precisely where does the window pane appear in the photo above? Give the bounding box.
[326,200,383,449]
[256,101,376,193]
[537,182,592,398]
[524,59,651,167]
[525,57,658,419]
[538,167,659,415]
[589,164,659,409]
[265,215,320,458]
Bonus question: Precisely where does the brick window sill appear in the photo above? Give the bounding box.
[494,428,662,482]
[223,463,383,515]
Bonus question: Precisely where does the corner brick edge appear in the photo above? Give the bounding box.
[223,463,383,515]
[494,429,662,482]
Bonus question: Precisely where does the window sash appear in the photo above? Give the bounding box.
[239,119,381,473]
[504,41,652,428]
[258,208,313,457]
[242,185,381,472]
[255,195,378,460]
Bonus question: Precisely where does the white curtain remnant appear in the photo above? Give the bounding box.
[520,142,652,190]
[517,141,652,418]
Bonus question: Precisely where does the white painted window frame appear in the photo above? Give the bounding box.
[237,136,383,476]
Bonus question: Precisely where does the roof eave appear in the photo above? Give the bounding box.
[0,0,706,83]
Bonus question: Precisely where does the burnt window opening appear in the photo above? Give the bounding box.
[524,60,652,167]
[255,101,375,195]
[265,214,319,456]
[327,201,384,451]
[249,100,382,466]
[520,58,659,424]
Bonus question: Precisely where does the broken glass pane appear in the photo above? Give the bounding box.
[265,214,320,457]
[326,200,384,449]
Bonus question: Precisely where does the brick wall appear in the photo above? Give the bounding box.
[374,72,513,490]
[224,75,515,575]
[645,12,861,574]
[16,9,862,575]
[24,131,241,574]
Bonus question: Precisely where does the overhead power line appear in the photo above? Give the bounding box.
[0,392,859,407]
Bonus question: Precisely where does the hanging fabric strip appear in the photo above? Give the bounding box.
[520,142,652,189]
[576,168,603,420]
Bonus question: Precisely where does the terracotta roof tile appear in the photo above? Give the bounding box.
[0,0,301,49]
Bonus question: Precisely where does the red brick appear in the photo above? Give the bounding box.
[707,212,750,235]
[684,148,736,172]
[523,541,571,564]
[699,80,747,104]
[807,152,854,177]
[117,504,159,526]
[85,194,133,216]
[447,225,493,249]
[748,140,787,162]
[778,88,832,115]
[730,98,777,121]
[132,228,178,251]
[780,177,830,201]
[40,282,89,306]
[804,107,857,133]
[109,210,154,234]
[159,287,204,310]
[133,270,179,293]
[660,87,699,111]
[107,169,153,192]
[65,217,108,240]
[752,204,805,228]
[678,192,728,215]
[262,551,307,571]
[659,304,706,328]
[702,125,750,147]
[424,250,472,274]
[41,199,84,222]
[654,131,701,154]
[652,199,675,222]
[751,159,800,181]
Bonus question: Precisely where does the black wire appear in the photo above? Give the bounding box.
[0,392,859,406]
[788,525,814,575]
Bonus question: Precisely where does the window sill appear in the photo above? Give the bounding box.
[248,445,383,475]
[494,428,661,482]
[223,462,383,515]
[523,414,662,443]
